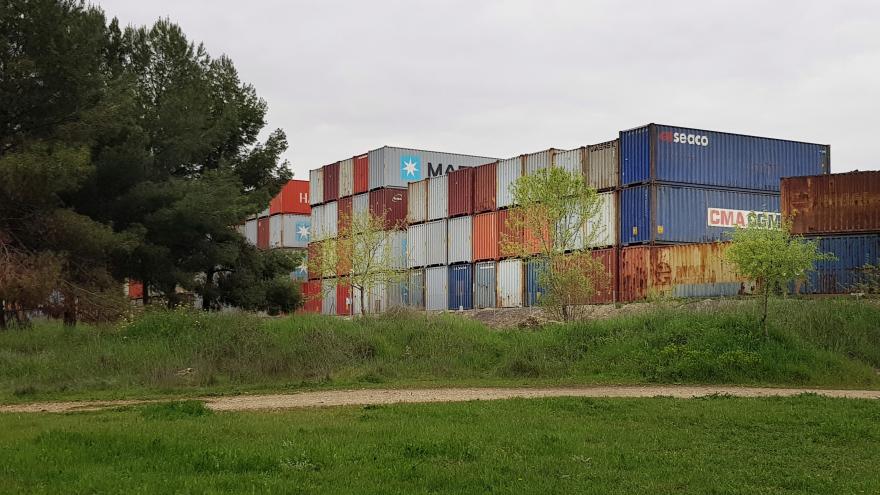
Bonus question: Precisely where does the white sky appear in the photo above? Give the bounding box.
[94,0,880,177]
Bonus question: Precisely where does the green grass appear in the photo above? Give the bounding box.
[1,395,879,493]
[1,298,879,403]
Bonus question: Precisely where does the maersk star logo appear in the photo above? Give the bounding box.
[296,221,310,240]
[400,155,422,181]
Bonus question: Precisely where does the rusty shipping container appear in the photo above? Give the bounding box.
[339,158,354,198]
[322,162,339,202]
[257,217,270,249]
[353,154,369,194]
[473,162,497,213]
[619,243,755,302]
[447,167,474,217]
[497,209,523,259]
[369,188,407,229]
[307,242,322,280]
[407,179,428,224]
[337,196,352,233]
[336,279,352,316]
[782,171,880,236]
[586,140,618,191]
[792,234,880,294]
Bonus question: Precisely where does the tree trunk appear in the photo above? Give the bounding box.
[201,269,215,311]
[62,293,76,327]
[0,302,6,330]
[142,280,151,306]
[760,289,770,338]
[359,287,366,317]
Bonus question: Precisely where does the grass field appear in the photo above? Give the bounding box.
[1,298,879,403]
[1,395,878,494]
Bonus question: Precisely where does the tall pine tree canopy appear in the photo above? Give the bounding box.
[0,0,297,323]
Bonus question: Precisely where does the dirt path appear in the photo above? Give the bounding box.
[2,386,879,414]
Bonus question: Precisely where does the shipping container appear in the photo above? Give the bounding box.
[321,279,337,315]
[472,212,498,261]
[407,179,428,224]
[381,230,408,270]
[555,148,583,176]
[352,153,369,194]
[407,223,428,268]
[586,191,617,248]
[269,191,282,215]
[292,253,308,281]
[619,124,829,190]
[369,188,407,229]
[367,146,496,190]
[496,259,523,307]
[309,168,323,205]
[448,264,474,310]
[336,279,352,316]
[473,162,497,213]
[311,204,325,240]
[425,265,448,311]
[474,261,496,308]
[497,209,523,259]
[619,243,755,302]
[408,269,425,309]
[269,214,283,248]
[588,248,618,304]
[448,167,474,217]
[427,175,448,220]
[127,280,144,299]
[337,196,352,234]
[620,184,780,245]
[281,214,311,248]
[363,279,407,314]
[782,171,880,236]
[280,179,311,215]
[524,149,558,176]
[244,219,258,245]
[307,242,322,280]
[792,234,880,294]
[426,219,447,266]
[352,193,369,218]
[545,250,619,305]
[257,217,270,249]
[525,258,548,307]
[323,200,338,238]
[496,156,523,209]
[322,162,339,202]
[447,216,473,264]
[586,140,618,191]
[301,280,322,313]
[339,158,353,198]
[259,207,269,218]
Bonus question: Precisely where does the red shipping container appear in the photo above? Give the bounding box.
[300,280,322,313]
[338,196,353,234]
[369,188,408,229]
[128,280,144,299]
[353,154,369,194]
[269,192,283,215]
[257,217,270,249]
[447,167,474,217]
[497,209,523,259]
[336,279,352,316]
[307,242,322,280]
[549,249,618,304]
[473,212,498,261]
[323,162,340,202]
[281,179,311,214]
[473,162,497,213]
[782,171,880,236]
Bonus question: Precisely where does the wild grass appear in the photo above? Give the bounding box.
[1,298,878,402]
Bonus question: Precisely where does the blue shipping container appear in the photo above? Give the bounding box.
[525,258,548,307]
[794,234,880,294]
[448,264,473,310]
[620,184,780,245]
[620,124,829,190]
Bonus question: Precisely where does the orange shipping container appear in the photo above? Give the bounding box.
[300,280,322,313]
[497,208,523,259]
[472,212,498,261]
[127,280,144,299]
[782,171,880,236]
[336,279,351,316]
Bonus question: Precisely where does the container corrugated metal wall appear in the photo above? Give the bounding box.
[427,175,448,220]
[620,124,830,190]
[524,149,557,176]
[448,167,474,217]
[497,259,523,307]
[309,168,323,205]
[525,258,548,307]
[619,243,755,302]
[369,188,407,229]
[352,193,369,218]
[590,248,618,304]
[269,214,283,248]
[281,214,311,248]
[782,172,880,236]
[292,253,308,281]
[586,140,618,191]
[323,162,339,202]
[367,146,496,190]
[323,201,338,238]
[408,269,425,309]
[307,242,321,280]
[473,162,497,213]
[496,157,522,209]
[336,280,351,316]
[311,204,325,240]
[793,234,880,294]
[474,261,496,308]
[382,231,407,270]
[244,219,258,245]
[586,191,617,248]
[472,212,498,261]
[555,148,583,176]
[257,217,270,249]
[407,180,428,224]
[301,280,321,313]
[407,223,428,268]
[448,264,473,310]
[497,209,522,259]
[447,216,472,264]
[321,279,337,315]
[426,219,447,266]
[353,154,369,194]
[425,266,448,311]
[339,158,354,198]
[279,180,311,215]
[337,196,352,233]
[620,184,780,245]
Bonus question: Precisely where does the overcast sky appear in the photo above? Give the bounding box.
[95,0,879,177]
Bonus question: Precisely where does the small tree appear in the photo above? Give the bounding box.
[501,167,608,321]
[724,220,835,336]
[309,211,404,316]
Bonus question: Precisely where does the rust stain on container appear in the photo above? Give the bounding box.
[473,162,497,213]
[551,249,618,304]
[782,171,880,235]
[447,167,474,217]
[619,243,755,302]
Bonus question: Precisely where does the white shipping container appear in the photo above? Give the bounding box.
[309,168,324,205]
[497,259,523,307]
[244,219,258,245]
[426,219,447,266]
[427,175,448,220]
[524,149,557,176]
[321,279,336,315]
[352,193,369,217]
[312,204,325,240]
[586,191,617,248]
[555,148,583,176]
[367,146,496,191]
[339,158,354,198]
[269,214,283,248]
[380,230,407,270]
[496,157,522,208]
[586,140,618,191]
[447,216,472,264]
[407,179,428,224]
[324,201,338,238]
[281,214,311,248]
[407,224,427,268]
[425,265,448,311]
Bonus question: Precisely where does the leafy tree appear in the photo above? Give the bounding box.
[724,221,835,336]
[502,167,608,321]
[215,246,301,314]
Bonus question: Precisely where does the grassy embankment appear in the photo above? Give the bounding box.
[1,298,879,403]
[1,395,879,493]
